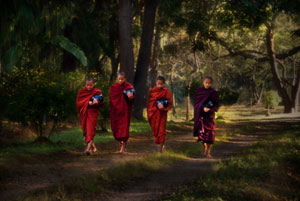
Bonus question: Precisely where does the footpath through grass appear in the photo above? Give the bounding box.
[0,120,190,166]
[0,121,154,163]
[19,119,252,201]
[22,152,188,201]
[164,124,300,201]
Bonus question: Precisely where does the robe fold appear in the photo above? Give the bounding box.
[109,82,134,142]
[147,87,172,144]
[76,87,102,143]
[193,87,219,144]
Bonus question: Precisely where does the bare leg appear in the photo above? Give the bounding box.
[202,142,207,156]
[206,144,213,158]
[159,143,165,153]
[120,141,127,154]
[92,142,97,153]
[122,142,127,154]
[85,141,93,155]
[119,141,123,153]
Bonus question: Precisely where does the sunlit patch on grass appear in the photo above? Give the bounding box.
[164,129,300,201]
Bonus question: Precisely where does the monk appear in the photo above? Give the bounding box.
[193,76,219,158]
[109,72,134,154]
[76,78,103,155]
[147,76,172,153]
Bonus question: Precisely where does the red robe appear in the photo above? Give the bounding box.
[76,87,103,143]
[147,87,172,144]
[109,82,134,142]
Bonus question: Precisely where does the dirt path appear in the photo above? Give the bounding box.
[0,117,299,201]
[95,117,300,201]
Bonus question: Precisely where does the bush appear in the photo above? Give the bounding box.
[218,87,239,105]
[1,67,77,138]
[237,88,252,104]
[262,90,281,115]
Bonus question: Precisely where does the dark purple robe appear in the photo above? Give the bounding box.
[193,87,219,144]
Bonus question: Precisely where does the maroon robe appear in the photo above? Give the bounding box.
[193,87,219,144]
[76,87,103,143]
[147,87,172,144]
[109,82,134,142]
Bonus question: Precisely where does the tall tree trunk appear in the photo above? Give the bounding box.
[257,86,264,104]
[170,64,176,116]
[119,0,134,83]
[149,21,161,88]
[62,23,77,73]
[110,54,119,81]
[185,52,199,120]
[250,72,264,105]
[291,62,300,112]
[186,81,192,121]
[133,0,158,119]
[266,26,292,113]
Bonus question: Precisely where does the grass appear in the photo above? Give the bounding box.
[21,151,188,201]
[0,105,289,158]
[2,105,299,200]
[0,121,151,155]
[164,125,300,201]
[18,119,251,201]
[0,120,193,166]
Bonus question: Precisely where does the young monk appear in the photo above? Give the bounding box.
[109,72,135,154]
[76,78,104,155]
[147,76,172,153]
[193,76,219,158]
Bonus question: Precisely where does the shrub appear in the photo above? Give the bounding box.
[262,90,281,115]
[218,87,239,106]
[1,67,76,138]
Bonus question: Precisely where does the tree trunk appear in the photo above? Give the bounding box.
[291,62,300,113]
[133,0,158,119]
[62,23,77,73]
[186,86,191,121]
[110,54,119,81]
[266,26,292,113]
[119,0,135,84]
[170,64,176,116]
[149,23,161,88]
[257,86,264,104]
[250,74,264,105]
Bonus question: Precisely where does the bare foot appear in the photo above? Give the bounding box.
[159,144,165,153]
[119,142,127,154]
[92,142,97,153]
[206,154,212,158]
[85,150,91,156]
[119,142,124,153]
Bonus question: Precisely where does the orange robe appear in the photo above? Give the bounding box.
[147,87,172,144]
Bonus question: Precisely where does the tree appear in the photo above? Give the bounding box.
[119,0,135,83]
[149,23,161,88]
[216,0,300,113]
[133,0,158,119]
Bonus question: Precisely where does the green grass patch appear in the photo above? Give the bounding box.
[164,127,300,201]
[0,121,152,156]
